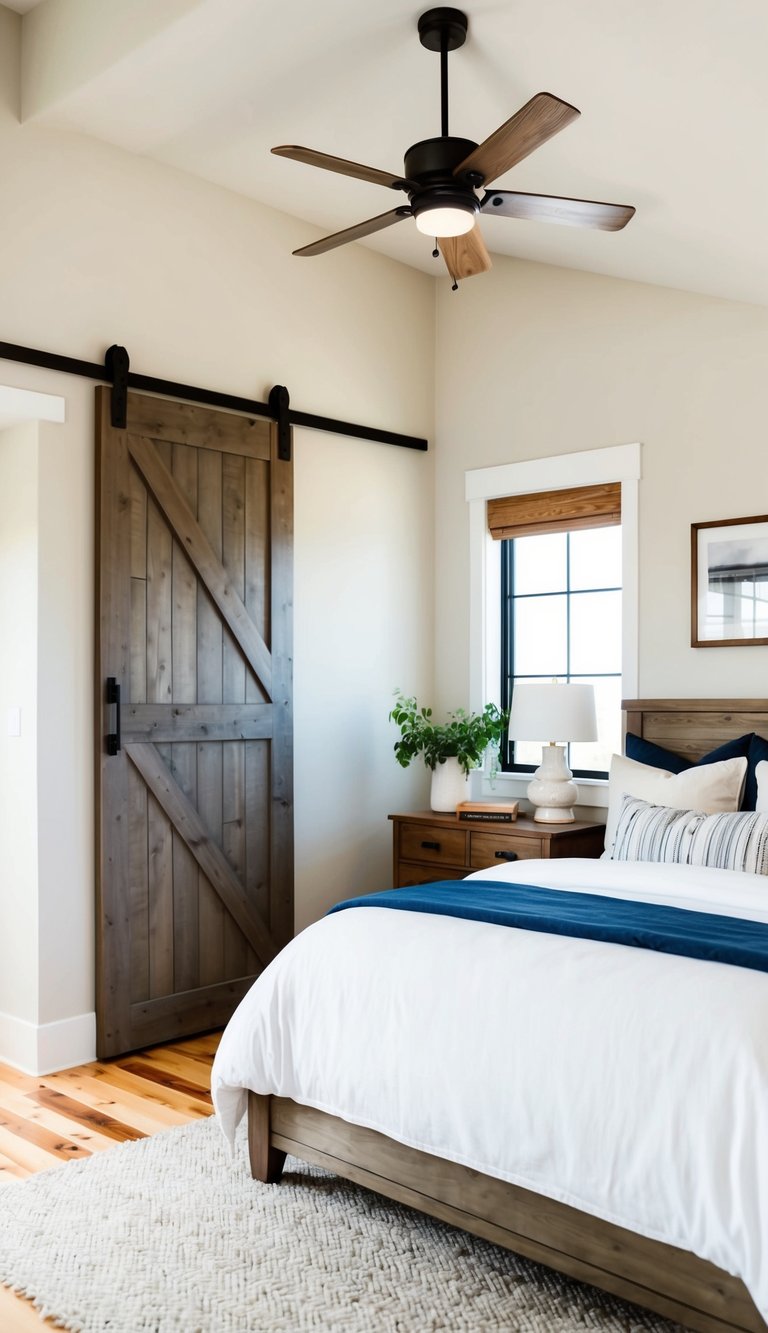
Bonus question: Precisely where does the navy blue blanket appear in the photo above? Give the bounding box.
[328,880,768,974]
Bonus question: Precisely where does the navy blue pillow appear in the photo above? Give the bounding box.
[625,732,755,808]
[625,733,690,774]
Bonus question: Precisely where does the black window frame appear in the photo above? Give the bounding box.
[500,531,621,779]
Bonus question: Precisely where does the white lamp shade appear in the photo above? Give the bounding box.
[508,682,597,743]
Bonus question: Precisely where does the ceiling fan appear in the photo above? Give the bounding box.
[272,7,635,286]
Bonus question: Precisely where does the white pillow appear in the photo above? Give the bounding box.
[602,752,747,858]
[756,760,768,813]
[612,794,768,874]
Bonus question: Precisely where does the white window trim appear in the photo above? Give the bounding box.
[466,443,641,808]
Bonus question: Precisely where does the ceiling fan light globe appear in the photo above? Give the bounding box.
[414,204,476,237]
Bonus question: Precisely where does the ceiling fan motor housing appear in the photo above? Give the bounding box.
[404,135,477,183]
[404,135,480,225]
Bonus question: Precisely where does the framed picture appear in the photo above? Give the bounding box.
[691,515,768,647]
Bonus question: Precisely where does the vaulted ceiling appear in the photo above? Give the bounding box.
[7,0,768,305]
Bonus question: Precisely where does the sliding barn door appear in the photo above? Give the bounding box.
[95,388,293,1057]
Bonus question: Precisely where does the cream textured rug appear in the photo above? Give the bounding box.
[0,1114,682,1332]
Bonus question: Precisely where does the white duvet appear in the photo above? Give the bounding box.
[211,857,768,1322]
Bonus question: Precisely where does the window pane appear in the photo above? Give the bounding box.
[514,594,567,676]
[514,533,567,595]
[569,526,621,591]
[569,590,622,675]
[502,518,624,779]
[512,739,543,767]
[568,676,622,775]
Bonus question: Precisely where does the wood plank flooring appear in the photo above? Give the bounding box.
[0,1031,219,1331]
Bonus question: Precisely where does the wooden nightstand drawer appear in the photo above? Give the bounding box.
[398,823,468,867]
[397,863,467,888]
[469,830,542,869]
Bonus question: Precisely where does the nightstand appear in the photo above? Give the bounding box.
[389,811,606,888]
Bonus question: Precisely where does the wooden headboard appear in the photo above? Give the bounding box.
[622,698,768,763]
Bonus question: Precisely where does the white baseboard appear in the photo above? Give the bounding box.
[0,1009,96,1075]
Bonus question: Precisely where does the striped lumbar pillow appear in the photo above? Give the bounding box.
[612,794,768,874]
[602,753,747,859]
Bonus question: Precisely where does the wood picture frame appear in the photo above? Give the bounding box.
[691,514,768,647]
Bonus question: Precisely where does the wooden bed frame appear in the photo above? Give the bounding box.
[247,699,768,1333]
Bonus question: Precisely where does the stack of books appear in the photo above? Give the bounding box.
[455,800,519,823]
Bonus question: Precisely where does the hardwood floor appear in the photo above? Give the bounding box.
[0,1031,219,1330]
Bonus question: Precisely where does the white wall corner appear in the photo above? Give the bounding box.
[0,1009,96,1076]
[0,384,65,427]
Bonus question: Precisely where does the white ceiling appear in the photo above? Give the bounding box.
[14,0,768,305]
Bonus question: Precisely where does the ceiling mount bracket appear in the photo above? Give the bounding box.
[417,8,468,53]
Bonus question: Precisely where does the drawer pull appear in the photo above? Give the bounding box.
[494,850,518,862]
[421,840,441,851]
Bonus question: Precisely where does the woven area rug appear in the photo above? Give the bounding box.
[0,1114,683,1332]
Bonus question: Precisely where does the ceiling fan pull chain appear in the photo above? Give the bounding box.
[451,280,459,292]
[432,241,440,258]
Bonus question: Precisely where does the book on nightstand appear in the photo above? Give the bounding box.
[455,800,519,823]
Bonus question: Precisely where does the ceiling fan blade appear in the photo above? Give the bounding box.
[454,93,580,187]
[481,189,635,232]
[439,226,493,282]
[272,145,408,191]
[293,208,412,257]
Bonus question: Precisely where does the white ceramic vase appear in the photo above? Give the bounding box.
[430,756,471,812]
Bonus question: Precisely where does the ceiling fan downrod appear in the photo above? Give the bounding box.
[417,7,468,138]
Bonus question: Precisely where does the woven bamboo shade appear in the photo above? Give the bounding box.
[487,482,621,541]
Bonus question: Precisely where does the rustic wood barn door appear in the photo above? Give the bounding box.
[95,388,293,1057]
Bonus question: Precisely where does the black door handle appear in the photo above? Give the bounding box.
[421,840,441,851]
[106,677,121,755]
[494,850,518,861]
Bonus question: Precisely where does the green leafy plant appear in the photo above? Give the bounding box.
[389,690,509,777]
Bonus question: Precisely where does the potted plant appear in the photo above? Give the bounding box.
[389,690,509,811]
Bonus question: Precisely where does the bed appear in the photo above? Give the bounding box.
[212,699,768,1333]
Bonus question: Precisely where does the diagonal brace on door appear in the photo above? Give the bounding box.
[126,742,277,969]
[127,432,273,698]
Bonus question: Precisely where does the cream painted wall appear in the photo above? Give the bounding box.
[0,422,39,1025]
[293,428,435,930]
[434,255,768,711]
[0,7,434,1066]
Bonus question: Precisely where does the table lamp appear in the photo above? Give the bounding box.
[507,682,598,822]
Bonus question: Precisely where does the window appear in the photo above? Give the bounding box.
[465,443,641,804]
[500,525,622,777]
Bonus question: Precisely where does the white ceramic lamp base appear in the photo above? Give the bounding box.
[527,743,578,823]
